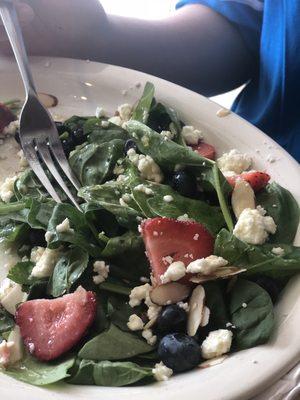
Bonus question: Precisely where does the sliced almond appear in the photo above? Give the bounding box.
[200,306,210,327]
[231,179,255,219]
[38,92,58,108]
[150,282,191,306]
[198,355,227,369]
[189,267,246,284]
[187,285,205,336]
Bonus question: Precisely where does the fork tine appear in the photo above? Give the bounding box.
[35,140,81,211]
[22,142,62,203]
[49,138,81,191]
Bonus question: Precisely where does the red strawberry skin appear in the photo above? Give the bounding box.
[227,171,270,192]
[191,142,216,160]
[0,103,16,133]
[16,288,97,361]
[141,217,214,284]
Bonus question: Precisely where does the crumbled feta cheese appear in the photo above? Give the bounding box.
[181,125,203,145]
[113,165,125,175]
[160,130,174,140]
[134,184,154,195]
[272,247,285,256]
[141,135,150,147]
[0,278,27,314]
[233,207,277,245]
[201,329,233,359]
[93,261,109,284]
[147,303,161,322]
[160,261,186,284]
[177,214,193,222]
[30,248,62,278]
[129,283,152,307]
[163,195,173,203]
[140,276,150,283]
[17,150,29,171]
[3,120,19,136]
[0,176,17,203]
[6,326,23,364]
[30,246,45,263]
[127,314,144,331]
[217,149,252,174]
[242,303,247,308]
[152,361,173,381]
[56,218,74,234]
[142,328,157,345]
[95,106,105,118]
[118,103,132,121]
[177,301,189,312]
[108,116,122,126]
[186,255,228,275]
[127,149,163,183]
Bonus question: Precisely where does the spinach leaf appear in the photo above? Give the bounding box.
[132,82,155,124]
[99,280,132,296]
[46,203,103,257]
[68,359,152,386]
[69,139,124,186]
[47,247,89,297]
[64,115,90,132]
[109,296,143,332]
[86,118,128,144]
[203,281,229,329]
[126,120,213,170]
[256,182,300,244]
[101,231,150,281]
[214,229,300,279]
[7,261,36,285]
[82,202,120,237]
[0,222,29,244]
[4,355,75,386]
[0,306,15,334]
[79,324,153,361]
[14,169,47,200]
[228,279,274,349]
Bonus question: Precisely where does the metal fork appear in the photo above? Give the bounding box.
[0,0,81,209]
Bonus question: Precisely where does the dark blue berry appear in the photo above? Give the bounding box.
[171,171,197,198]
[252,276,281,303]
[72,127,85,145]
[29,229,47,247]
[61,136,74,155]
[55,121,68,135]
[158,333,201,372]
[124,139,137,154]
[156,305,187,335]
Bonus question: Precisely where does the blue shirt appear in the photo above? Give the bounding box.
[176,0,300,162]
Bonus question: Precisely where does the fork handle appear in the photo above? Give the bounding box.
[0,0,37,97]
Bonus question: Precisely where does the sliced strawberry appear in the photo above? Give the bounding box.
[191,142,216,160]
[141,217,214,284]
[15,287,97,361]
[227,171,270,192]
[0,103,16,134]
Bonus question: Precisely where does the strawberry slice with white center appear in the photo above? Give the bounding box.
[141,217,214,284]
[226,171,270,192]
[15,287,97,361]
[191,142,216,160]
[0,103,16,134]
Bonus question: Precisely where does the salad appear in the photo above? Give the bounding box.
[0,82,299,387]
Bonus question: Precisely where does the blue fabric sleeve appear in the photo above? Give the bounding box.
[176,0,264,56]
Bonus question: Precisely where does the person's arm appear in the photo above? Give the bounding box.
[0,1,255,96]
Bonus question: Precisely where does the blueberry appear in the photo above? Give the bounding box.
[158,333,201,372]
[61,136,74,156]
[124,139,137,154]
[72,127,86,145]
[252,276,281,303]
[170,171,197,198]
[29,229,47,247]
[156,305,187,335]
[55,121,68,135]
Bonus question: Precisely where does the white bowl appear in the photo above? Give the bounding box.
[0,56,299,400]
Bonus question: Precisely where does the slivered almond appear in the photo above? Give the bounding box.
[231,179,255,219]
[200,306,210,327]
[198,356,227,369]
[189,267,246,284]
[150,282,191,306]
[187,285,205,336]
[38,92,58,108]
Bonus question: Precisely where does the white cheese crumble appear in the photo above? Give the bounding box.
[56,218,74,234]
[134,184,154,195]
[142,328,157,345]
[177,214,193,222]
[113,165,125,175]
[272,247,285,256]
[160,261,186,284]
[127,314,144,331]
[3,120,19,136]
[181,125,203,145]
[0,176,17,203]
[108,116,122,126]
[201,329,233,359]
[129,283,152,307]
[152,361,173,381]
[186,255,228,275]
[93,261,109,284]
[163,195,173,203]
[30,247,62,278]
[17,150,29,171]
[233,207,277,245]
[160,130,174,140]
[118,103,132,121]
[177,301,189,312]
[217,149,252,174]
[0,278,27,315]
[242,303,247,308]
[95,106,106,118]
[127,149,163,183]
